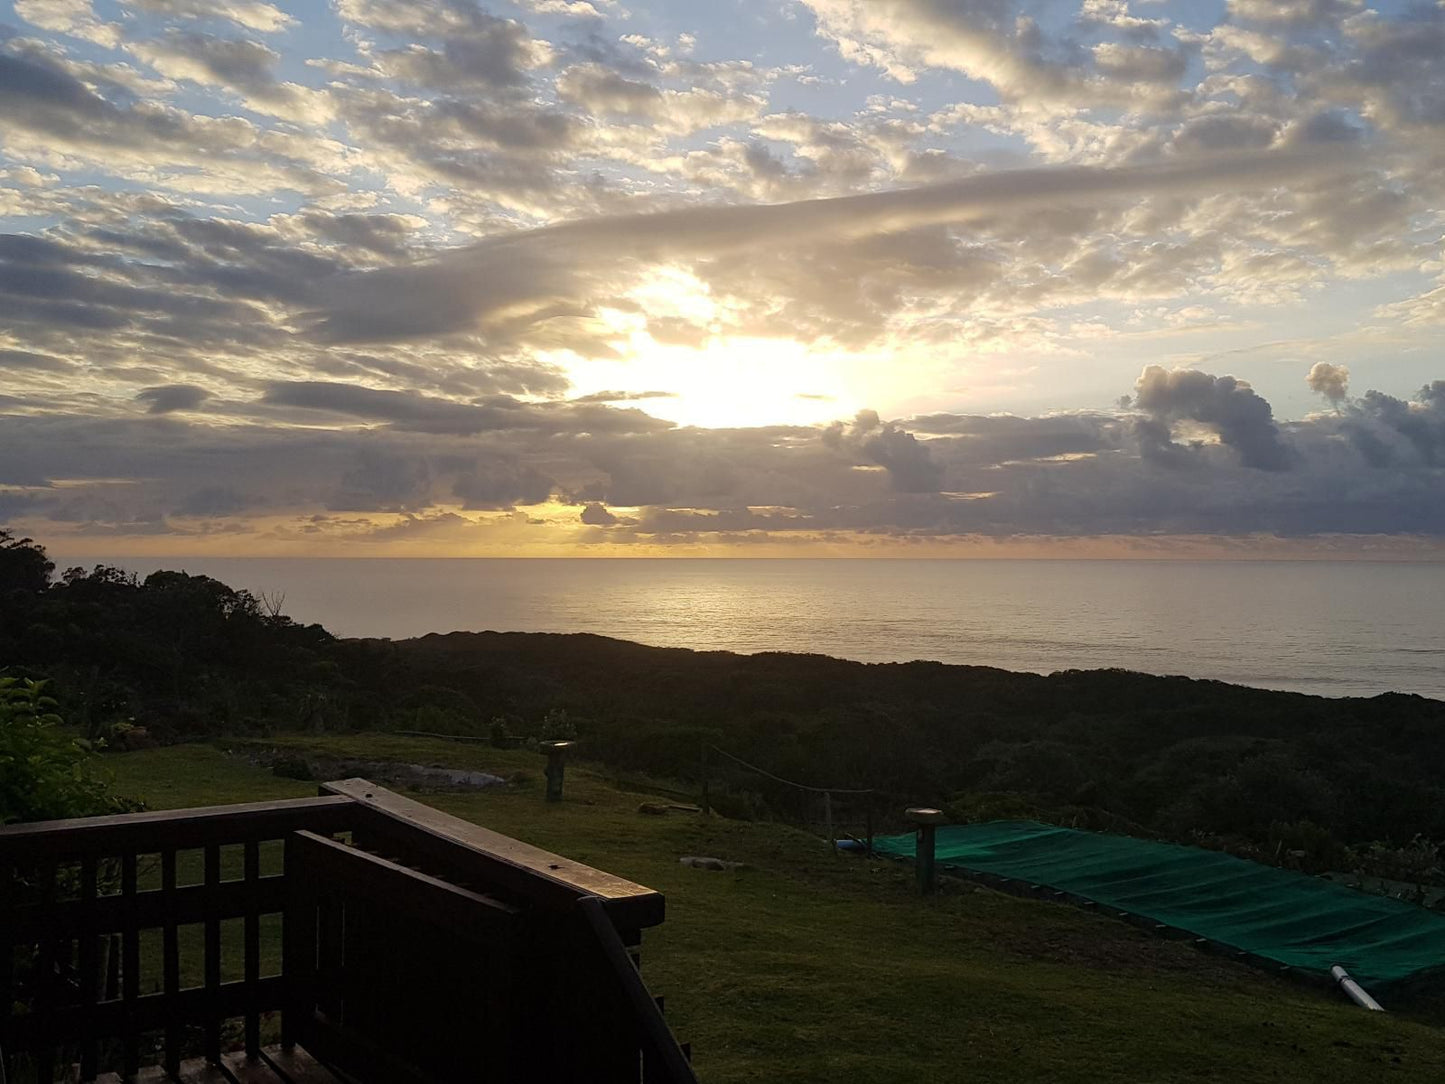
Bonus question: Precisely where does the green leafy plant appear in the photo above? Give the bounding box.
[0,675,125,823]
[540,707,578,742]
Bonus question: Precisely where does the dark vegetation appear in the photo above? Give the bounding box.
[3,528,1443,890]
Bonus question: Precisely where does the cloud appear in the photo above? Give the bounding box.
[579,501,618,525]
[176,485,257,517]
[1133,366,1291,470]
[1306,362,1349,404]
[127,32,281,97]
[570,389,676,404]
[125,0,295,34]
[0,348,73,372]
[823,409,942,492]
[338,1,552,90]
[451,457,554,509]
[291,211,423,258]
[5,365,1445,545]
[556,63,662,116]
[260,380,672,435]
[13,0,120,48]
[0,46,340,194]
[555,62,763,133]
[1343,383,1445,467]
[306,147,1328,345]
[5,0,1445,556]
[1317,7,1445,139]
[800,0,1189,107]
[136,384,209,413]
[329,446,432,511]
[909,411,1113,462]
[1226,0,1362,29]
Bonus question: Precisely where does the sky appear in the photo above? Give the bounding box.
[1,0,1444,557]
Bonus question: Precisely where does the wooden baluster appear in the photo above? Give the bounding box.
[121,853,140,1081]
[0,860,14,1084]
[104,934,119,1003]
[35,862,57,1084]
[204,843,221,1065]
[281,835,317,1052]
[162,850,181,1078]
[79,858,100,1079]
[244,840,261,1057]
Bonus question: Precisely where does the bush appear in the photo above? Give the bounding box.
[0,675,127,823]
[540,708,578,742]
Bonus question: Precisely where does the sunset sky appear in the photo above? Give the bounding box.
[2,0,1444,556]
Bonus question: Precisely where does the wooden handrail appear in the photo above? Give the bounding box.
[0,794,357,860]
[321,778,665,929]
[575,896,698,1084]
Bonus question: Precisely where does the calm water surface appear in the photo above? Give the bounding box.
[95,559,1445,700]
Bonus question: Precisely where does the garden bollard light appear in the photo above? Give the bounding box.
[906,807,945,894]
[542,740,575,802]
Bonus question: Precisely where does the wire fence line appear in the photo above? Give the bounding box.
[704,744,876,795]
[386,727,918,855]
[700,744,922,856]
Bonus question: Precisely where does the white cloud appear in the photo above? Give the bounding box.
[13,0,121,47]
[125,0,296,34]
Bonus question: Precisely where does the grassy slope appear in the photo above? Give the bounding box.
[103,737,1445,1084]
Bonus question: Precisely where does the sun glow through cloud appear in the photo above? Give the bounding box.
[562,334,863,429]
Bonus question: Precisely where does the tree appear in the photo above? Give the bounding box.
[0,528,54,595]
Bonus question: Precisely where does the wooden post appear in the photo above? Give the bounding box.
[865,794,875,858]
[822,791,834,855]
[700,745,711,816]
[906,807,945,894]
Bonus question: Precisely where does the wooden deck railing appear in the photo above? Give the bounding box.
[0,779,696,1084]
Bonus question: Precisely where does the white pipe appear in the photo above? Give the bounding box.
[1330,965,1385,1011]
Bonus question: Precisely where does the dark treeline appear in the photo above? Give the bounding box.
[4,529,1444,882]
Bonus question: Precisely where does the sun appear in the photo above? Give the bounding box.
[585,334,867,428]
[537,266,871,428]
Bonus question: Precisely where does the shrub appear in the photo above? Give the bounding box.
[540,708,578,742]
[0,675,126,823]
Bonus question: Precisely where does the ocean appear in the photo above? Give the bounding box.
[89,558,1445,701]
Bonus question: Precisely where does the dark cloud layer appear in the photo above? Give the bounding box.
[1,366,1442,546]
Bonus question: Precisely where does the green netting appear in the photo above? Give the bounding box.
[873,821,1445,991]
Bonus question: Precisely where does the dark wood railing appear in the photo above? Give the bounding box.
[0,779,696,1084]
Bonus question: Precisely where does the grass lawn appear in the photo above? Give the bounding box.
[103,735,1445,1083]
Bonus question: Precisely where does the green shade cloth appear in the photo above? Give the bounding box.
[874,820,1445,991]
